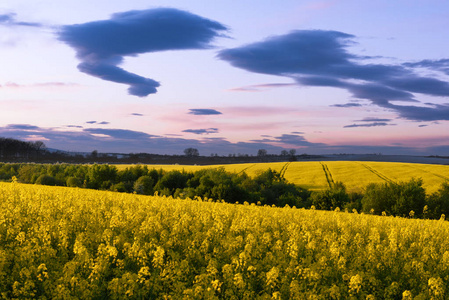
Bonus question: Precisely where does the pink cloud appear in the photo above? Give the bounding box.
[1,81,80,89]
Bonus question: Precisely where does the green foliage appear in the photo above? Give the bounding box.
[362,178,426,217]
[87,164,118,189]
[311,181,349,210]
[154,170,190,194]
[426,182,449,219]
[66,176,82,188]
[35,174,58,186]
[133,175,154,195]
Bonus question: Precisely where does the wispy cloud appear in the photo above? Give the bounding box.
[85,121,109,125]
[131,113,144,117]
[83,128,157,140]
[58,8,227,97]
[182,128,219,135]
[251,132,324,147]
[331,102,364,108]
[5,124,40,130]
[1,82,80,88]
[355,117,393,122]
[228,83,297,92]
[188,109,222,115]
[344,117,396,128]
[218,30,449,121]
[344,122,396,128]
[0,13,42,27]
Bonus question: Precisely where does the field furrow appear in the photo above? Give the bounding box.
[360,163,394,183]
[320,162,335,188]
[280,162,291,178]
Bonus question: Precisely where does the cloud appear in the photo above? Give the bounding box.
[5,124,40,130]
[344,117,396,128]
[218,30,449,122]
[0,124,282,155]
[131,113,144,116]
[83,128,156,140]
[404,59,449,75]
[355,117,392,122]
[182,128,219,135]
[1,124,448,156]
[251,132,324,147]
[332,102,363,108]
[0,13,41,27]
[1,82,79,88]
[58,8,227,97]
[84,121,108,125]
[188,109,222,115]
[344,122,395,128]
[228,83,297,92]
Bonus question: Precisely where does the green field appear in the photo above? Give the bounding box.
[116,161,449,194]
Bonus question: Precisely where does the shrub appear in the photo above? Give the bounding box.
[426,182,449,219]
[362,178,426,217]
[66,176,82,188]
[133,175,154,195]
[35,174,57,186]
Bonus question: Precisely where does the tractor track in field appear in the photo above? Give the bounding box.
[280,162,291,178]
[320,162,334,188]
[238,164,256,174]
[406,165,449,181]
[360,163,394,184]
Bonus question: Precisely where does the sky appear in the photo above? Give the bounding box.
[1,0,449,156]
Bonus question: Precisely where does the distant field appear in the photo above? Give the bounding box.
[116,161,449,193]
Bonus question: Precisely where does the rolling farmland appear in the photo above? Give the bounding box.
[116,161,449,193]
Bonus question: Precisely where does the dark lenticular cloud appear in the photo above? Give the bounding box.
[58,8,227,97]
[218,30,449,121]
[188,109,222,115]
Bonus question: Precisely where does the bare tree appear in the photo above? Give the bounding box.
[184,148,199,157]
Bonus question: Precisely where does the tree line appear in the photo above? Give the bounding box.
[0,138,46,160]
[1,162,448,220]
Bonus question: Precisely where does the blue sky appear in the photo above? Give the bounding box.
[1,0,449,155]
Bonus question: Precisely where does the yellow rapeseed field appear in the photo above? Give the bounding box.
[117,161,449,193]
[1,181,449,298]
